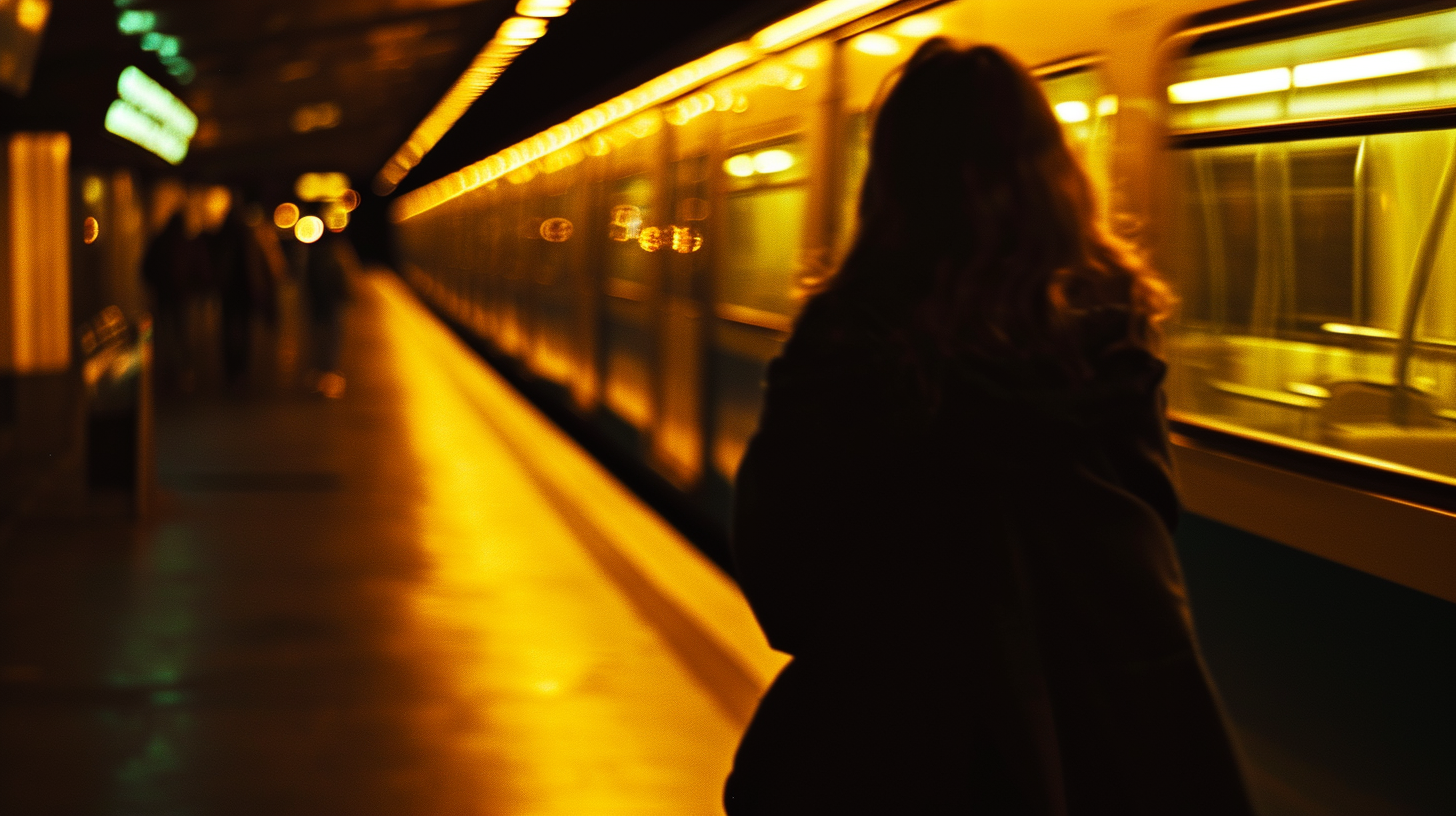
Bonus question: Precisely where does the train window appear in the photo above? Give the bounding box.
[605,172,655,289]
[1036,62,1117,210]
[1165,6,1456,482]
[720,138,808,318]
[1167,6,1456,133]
[839,3,982,113]
[834,111,870,261]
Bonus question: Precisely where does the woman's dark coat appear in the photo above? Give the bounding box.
[724,290,1253,815]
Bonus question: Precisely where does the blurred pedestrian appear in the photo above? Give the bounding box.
[724,40,1253,815]
[302,227,354,398]
[141,210,208,392]
[209,195,266,387]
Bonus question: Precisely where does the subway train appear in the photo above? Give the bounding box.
[391,1,1455,813]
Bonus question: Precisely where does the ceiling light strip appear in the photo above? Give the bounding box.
[390,0,904,222]
[391,43,755,221]
[373,1,578,195]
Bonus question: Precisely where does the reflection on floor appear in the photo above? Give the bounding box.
[0,271,785,816]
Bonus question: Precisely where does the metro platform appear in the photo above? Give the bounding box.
[0,271,786,816]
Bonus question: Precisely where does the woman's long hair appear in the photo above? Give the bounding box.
[824,39,1169,383]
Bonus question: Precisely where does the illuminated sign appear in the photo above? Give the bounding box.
[104,66,197,164]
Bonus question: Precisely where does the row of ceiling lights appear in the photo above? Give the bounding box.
[115,2,196,84]
[373,0,575,195]
[392,0,912,221]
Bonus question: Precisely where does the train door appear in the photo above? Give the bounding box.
[652,146,713,487]
[600,127,665,449]
[531,176,583,387]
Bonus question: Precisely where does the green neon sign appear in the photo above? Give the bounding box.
[105,67,197,164]
[117,10,155,35]
[106,101,188,164]
[117,66,197,137]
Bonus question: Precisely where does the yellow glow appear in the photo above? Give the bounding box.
[82,175,104,205]
[1054,101,1090,123]
[752,0,898,52]
[291,101,342,133]
[5,133,71,373]
[1321,322,1393,339]
[365,274,788,810]
[82,217,99,244]
[1168,67,1291,103]
[608,205,642,242]
[891,15,942,38]
[1293,48,1428,87]
[724,154,755,177]
[638,226,666,252]
[851,33,901,57]
[273,203,299,229]
[498,16,547,41]
[295,172,349,202]
[373,3,579,194]
[323,206,349,232]
[392,42,755,220]
[540,217,573,242]
[1096,94,1119,116]
[295,215,324,243]
[516,0,571,18]
[203,186,231,229]
[17,0,49,33]
[670,225,702,253]
[751,148,794,174]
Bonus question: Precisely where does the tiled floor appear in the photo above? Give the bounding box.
[0,272,784,816]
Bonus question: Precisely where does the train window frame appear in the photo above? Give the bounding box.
[1161,0,1456,507]
[715,131,811,328]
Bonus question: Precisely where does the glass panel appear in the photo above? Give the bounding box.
[656,156,711,483]
[722,186,807,317]
[1168,7,1456,132]
[834,111,870,260]
[1167,128,1456,480]
[605,172,654,286]
[1039,67,1118,211]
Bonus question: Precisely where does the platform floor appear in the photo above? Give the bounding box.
[0,272,785,816]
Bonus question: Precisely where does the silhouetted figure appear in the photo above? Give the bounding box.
[142,212,208,392]
[302,231,353,397]
[723,41,1253,815]
[210,204,264,386]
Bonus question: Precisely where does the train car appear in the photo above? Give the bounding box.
[392,1,1455,813]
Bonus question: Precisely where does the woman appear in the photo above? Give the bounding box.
[723,40,1253,815]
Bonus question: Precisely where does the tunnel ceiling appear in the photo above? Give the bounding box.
[9,0,822,198]
[129,0,513,184]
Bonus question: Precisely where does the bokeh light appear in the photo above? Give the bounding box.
[295,215,324,243]
[83,217,100,244]
[851,33,901,57]
[540,217,574,242]
[637,226,665,252]
[724,154,755,177]
[670,226,702,253]
[274,202,300,229]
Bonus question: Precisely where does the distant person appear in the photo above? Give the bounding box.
[209,200,267,387]
[723,41,1253,815]
[302,228,354,398]
[141,211,208,392]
